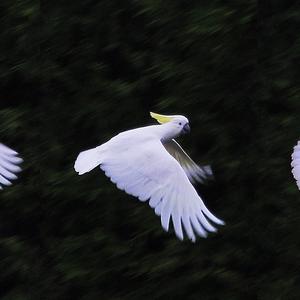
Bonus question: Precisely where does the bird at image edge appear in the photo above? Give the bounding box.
[291,140,300,190]
[74,112,224,242]
[0,143,23,189]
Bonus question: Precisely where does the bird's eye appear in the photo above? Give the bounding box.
[179,122,182,126]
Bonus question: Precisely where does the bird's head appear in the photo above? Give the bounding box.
[150,112,190,136]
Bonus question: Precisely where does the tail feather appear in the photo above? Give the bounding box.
[74,147,102,175]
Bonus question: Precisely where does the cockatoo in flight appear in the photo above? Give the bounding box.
[0,143,23,189]
[75,112,224,241]
[291,140,300,189]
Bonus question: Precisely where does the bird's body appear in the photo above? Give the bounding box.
[75,113,224,241]
[291,140,300,189]
[0,143,23,189]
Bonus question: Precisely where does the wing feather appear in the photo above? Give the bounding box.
[161,185,176,231]
[100,138,223,241]
[0,143,23,189]
[172,196,184,240]
[291,141,300,189]
[182,207,196,242]
[163,139,212,184]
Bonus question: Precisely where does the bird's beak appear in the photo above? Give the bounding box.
[182,123,191,134]
[150,112,174,124]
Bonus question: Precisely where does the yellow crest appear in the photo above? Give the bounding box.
[150,112,174,124]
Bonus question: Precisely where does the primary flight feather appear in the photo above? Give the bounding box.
[0,143,23,189]
[74,112,224,242]
[291,140,300,189]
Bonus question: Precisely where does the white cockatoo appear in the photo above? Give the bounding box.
[74,112,224,241]
[291,140,300,189]
[0,143,23,189]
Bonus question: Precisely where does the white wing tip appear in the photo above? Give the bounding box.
[216,219,225,226]
[177,234,184,241]
[74,148,102,175]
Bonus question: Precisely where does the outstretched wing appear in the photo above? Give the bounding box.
[100,139,223,242]
[291,141,300,190]
[163,139,212,184]
[0,143,23,189]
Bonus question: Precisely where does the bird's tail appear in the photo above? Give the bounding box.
[74,146,103,175]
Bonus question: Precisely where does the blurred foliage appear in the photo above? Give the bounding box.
[0,0,300,299]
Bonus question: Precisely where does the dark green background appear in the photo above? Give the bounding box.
[0,0,300,299]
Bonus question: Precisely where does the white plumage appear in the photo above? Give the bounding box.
[75,113,224,241]
[0,143,23,189]
[291,140,300,190]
